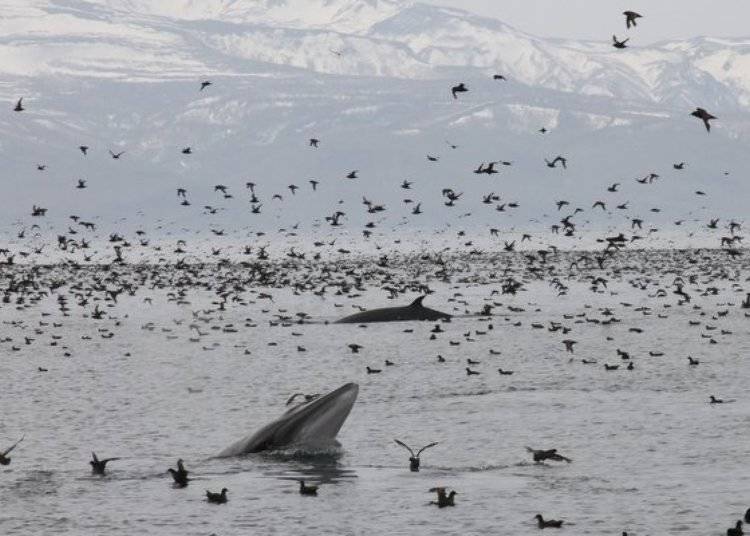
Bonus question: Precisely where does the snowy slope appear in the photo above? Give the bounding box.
[0,0,749,107]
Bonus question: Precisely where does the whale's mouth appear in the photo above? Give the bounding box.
[218,383,359,457]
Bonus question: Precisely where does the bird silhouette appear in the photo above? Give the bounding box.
[451,83,468,99]
[394,439,438,472]
[623,11,642,29]
[691,108,716,132]
[612,35,629,49]
[0,436,24,465]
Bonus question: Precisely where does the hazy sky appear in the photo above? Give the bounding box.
[423,1,749,44]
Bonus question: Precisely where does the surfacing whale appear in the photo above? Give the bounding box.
[335,296,451,324]
[218,383,358,456]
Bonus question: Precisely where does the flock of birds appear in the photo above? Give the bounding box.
[1,6,748,536]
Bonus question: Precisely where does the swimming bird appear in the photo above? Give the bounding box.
[535,514,564,528]
[429,487,457,507]
[451,83,468,99]
[623,11,642,29]
[691,108,716,132]
[612,35,629,49]
[526,447,572,463]
[727,520,743,536]
[90,451,120,475]
[167,458,189,487]
[299,480,318,495]
[394,439,438,472]
[0,435,24,465]
[206,488,228,504]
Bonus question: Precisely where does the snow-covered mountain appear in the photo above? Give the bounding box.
[4,0,750,107]
[0,0,748,255]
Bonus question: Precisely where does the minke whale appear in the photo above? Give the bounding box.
[218,383,359,456]
[335,296,451,324]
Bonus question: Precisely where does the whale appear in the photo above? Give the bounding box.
[217,383,359,456]
[335,296,451,324]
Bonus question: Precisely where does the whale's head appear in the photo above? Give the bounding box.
[218,383,359,456]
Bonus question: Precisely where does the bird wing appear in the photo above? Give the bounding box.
[416,442,439,456]
[286,393,304,405]
[101,457,121,463]
[91,451,99,463]
[3,435,24,457]
[394,439,415,456]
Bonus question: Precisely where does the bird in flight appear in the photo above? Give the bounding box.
[451,83,468,99]
[545,156,567,169]
[612,35,629,49]
[623,11,642,29]
[200,81,212,91]
[691,108,716,132]
[13,98,24,112]
[109,150,125,159]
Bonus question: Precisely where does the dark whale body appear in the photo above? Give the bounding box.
[218,383,359,456]
[335,296,451,324]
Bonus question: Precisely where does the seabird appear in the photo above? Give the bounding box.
[623,11,642,29]
[90,451,120,475]
[206,488,228,504]
[299,480,318,495]
[394,439,438,472]
[691,108,716,132]
[0,435,24,465]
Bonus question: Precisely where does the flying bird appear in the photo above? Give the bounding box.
[612,35,629,49]
[623,11,642,29]
[691,108,716,132]
[451,83,468,99]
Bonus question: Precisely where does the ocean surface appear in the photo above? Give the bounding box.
[1,249,748,535]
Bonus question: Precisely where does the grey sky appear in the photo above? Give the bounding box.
[423,1,749,44]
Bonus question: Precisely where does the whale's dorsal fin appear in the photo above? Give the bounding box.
[409,296,426,308]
